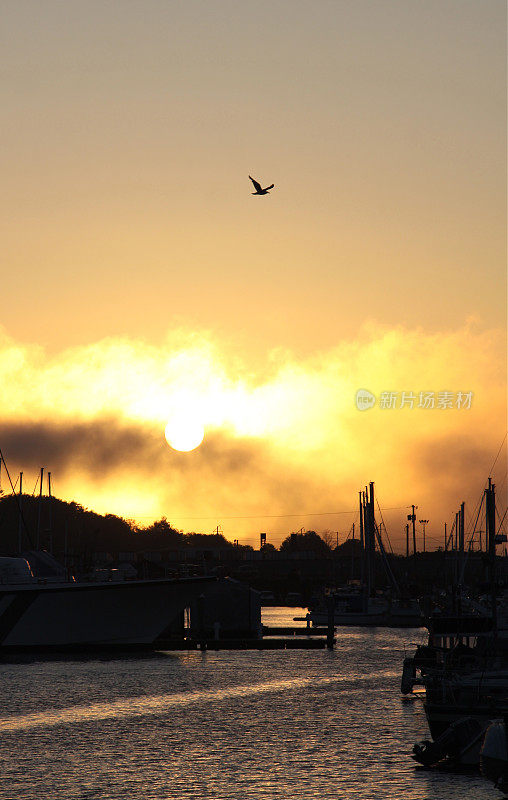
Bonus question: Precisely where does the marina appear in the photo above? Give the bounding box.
[0,609,496,800]
[0,474,506,795]
[1,467,508,796]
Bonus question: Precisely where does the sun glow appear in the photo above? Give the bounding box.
[164,416,205,452]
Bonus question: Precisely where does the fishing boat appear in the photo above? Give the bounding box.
[405,479,508,766]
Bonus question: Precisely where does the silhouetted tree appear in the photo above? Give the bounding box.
[137,518,183,549]
[183,532,233,548]
[279,530,331,556]
[335,538,363,556]
[321,529,338,549]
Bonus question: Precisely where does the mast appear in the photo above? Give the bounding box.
[362,483,376,598]
[368,482,376,596]
[36,467,44,549]
[17,472,23,553]
[486,478,497,640]
[47,471,53,554]
[459,502,465,553]
[459,501,465,587]
[359,491,364,590]
[350,522,355,581]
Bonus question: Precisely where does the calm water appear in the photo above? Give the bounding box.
[0,609,497,799]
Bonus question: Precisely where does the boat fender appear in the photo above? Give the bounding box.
[481,720,507,787]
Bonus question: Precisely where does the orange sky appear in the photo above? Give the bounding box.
[1,1,506,549]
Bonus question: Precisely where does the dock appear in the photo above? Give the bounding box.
[262,626,329,636]
[156,637,330,650]
[155,624,334,650]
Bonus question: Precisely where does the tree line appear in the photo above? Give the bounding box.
[0,494,342,556]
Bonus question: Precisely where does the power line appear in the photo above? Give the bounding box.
[148,506,411,522]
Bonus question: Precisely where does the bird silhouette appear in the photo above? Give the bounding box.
[249,176,275,195]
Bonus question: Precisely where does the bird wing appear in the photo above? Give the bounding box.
[249,176,262,192]
[264,184,274,191]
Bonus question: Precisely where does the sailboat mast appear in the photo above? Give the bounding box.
[48,471,53,554]
[369,482,375,597]
[17,472,23,553]
[359,491,364,589]
[486,478,497,641]
[36,467,44,549]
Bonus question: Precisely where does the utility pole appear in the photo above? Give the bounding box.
[407,506,417,556]
[405,523,409,559]
[419,519,429,553]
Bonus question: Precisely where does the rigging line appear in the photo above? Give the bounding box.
[465,486,487,536]
[494,471,508,503]
[488,431,508,476]
[497,508,507,534]
[0,450,34,548]
[375,498,394,554]
[32,474,40,497]
[345,513,360,541]
[496,504,508,523]
[460,495,488,584]
[464,438,507,537]
[464,497,485,557]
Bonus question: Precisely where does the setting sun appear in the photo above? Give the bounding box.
[164,417,205,452]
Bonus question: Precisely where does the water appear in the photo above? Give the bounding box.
[0,609,496,799]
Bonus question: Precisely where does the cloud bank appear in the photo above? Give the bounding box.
[0,321,505,548]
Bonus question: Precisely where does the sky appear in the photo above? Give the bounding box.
[1,1,506,550]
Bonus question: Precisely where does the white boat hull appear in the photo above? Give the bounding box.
[0,577,214,648]
[308,605,422,628]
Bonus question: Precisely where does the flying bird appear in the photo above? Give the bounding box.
[249,176,275,195]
